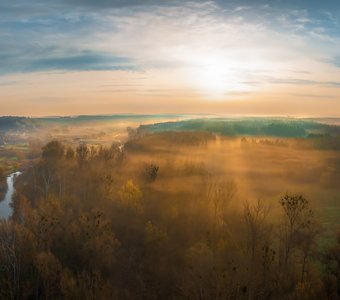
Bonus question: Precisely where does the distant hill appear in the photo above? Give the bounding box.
[34,114,186,125]
[139,118,340,138]
[0,114,187,131]
[0,116,38,132]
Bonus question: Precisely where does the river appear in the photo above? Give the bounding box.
[0,171,21,219]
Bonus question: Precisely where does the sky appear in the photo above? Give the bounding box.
[0,0,340,117]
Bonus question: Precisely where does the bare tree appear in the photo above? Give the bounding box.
[243,199,271,261]
[243,198,271,299]
[205,174,237,226]
[279,194,313,266]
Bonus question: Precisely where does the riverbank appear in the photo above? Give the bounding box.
[0,179,6,200]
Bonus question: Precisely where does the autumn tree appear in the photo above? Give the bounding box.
[321,231,340,299]
[65,146,75,160]
[76,143,89,166]
[142,163,159,182]
[41,140,64,161]
[118,180,143,214]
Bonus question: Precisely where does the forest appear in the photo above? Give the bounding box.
[0,128,339,300]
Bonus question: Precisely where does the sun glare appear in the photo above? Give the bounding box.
[198,58,228,95]
[181,51,252,98]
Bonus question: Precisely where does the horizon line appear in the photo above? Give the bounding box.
[1,113,340,119]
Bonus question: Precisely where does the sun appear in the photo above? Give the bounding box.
[196,57,229,96]
[181,52,248,97]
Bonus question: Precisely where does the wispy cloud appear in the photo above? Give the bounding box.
[0,49,136,74]
[327,56,340,68]
[0,80,21,86]
[26,53,135,72]
[243,75,340,88]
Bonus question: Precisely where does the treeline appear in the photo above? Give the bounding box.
[0,137,339,299]
[125,130,216,152]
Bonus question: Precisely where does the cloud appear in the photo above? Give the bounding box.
[328,56,340,68]
[63,0,181,8]
[0,0,188,18]
[241,75,340,89]
[0,80,21,86]
[0,50,136,74]
[268,77,317,85]
[328,81,340,87]
[259,76,340,88]
[25,53,136,72]
[289,93,337,99]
